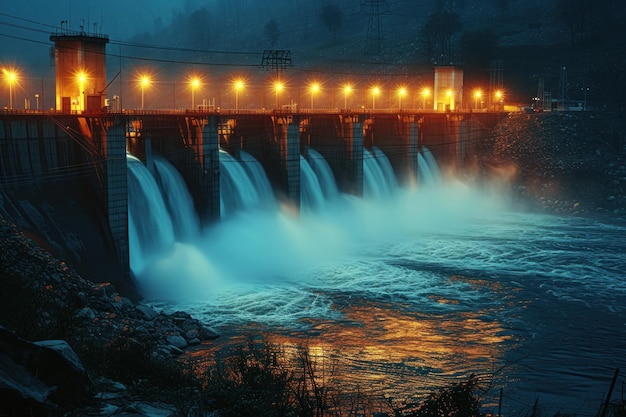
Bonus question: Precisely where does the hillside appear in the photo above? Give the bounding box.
[123,0,626,107]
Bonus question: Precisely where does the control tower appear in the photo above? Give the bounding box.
[50,22,109,113]
[433,66,464,112]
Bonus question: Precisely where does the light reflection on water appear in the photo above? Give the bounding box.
[186,297,514,415]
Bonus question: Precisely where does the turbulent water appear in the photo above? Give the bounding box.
[128,149,626,417]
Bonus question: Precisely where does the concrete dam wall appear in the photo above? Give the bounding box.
[0,111,505,292]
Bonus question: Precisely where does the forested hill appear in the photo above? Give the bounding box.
[124,0,626,105]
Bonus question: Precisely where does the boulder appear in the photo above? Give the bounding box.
[0,326,92,410]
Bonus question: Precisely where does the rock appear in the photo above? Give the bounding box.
[165,334,188,349]
[198,326,220,341]
[76,307,97,320]
[94,376,127,393]
[0,326,92,409]
[135,304,159,321]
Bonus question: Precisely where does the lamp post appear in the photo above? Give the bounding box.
[422,87,430,110]
[494,90,503,110]
[310,82,320,109]
[234,79,244,110]
[371,86,380,110]
[474,89,482,110]
[4,69,18,110]
[140,75,150,110]
[190,77,200,109]
[274,80,284,109]
[398,87,407,110]
[343,84,352,109]
[77,72,86,112]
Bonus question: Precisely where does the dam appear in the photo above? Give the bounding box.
[0,109,505,285]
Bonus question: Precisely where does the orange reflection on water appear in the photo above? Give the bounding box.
[188,296,513,406]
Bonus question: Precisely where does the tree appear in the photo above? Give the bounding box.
[320,4,343,43]
[421,10,462,63]
[187,8,212,49]
[264,19,281,47]
[460,28,499,69]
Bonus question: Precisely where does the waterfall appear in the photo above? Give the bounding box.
[419,146,441,186]
[219,150,263,216]
[374,147,398,192]
[363,147,395,199]
[301,155,326,210]
[152,156,199,241]
[127,155,175,274]
[240,150,275,208]
[307,148,339,200]
[418,153,435,186]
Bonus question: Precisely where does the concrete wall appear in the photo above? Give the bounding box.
[0,111,506,286]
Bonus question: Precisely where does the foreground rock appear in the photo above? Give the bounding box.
[0,218,219,415]
[0,326,91,414]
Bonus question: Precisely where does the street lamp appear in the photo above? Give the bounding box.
[310,82,320,109]
[234,79,245,110]
[474,89,482,110]
[77,71,87,112]
[273,80,284,109]
[140,75,151,110]
[371,86,381,110]
[494,90,503,110]
[4,69,18,109]
[421,87,430,110]
[343,84,352,109]
[190,77,200,109]
[398,86,407,109]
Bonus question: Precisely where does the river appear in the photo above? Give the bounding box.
[129,149,626,417]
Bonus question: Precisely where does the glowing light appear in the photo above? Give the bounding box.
[398,86,407,109]
[139,74,151,110]
[371,85,381,109]
[234,78,245,110]
[309,82,320,109]
[3,68,19,109]
[421,87,430,109]
[273,80,284,108]
[474,89,482,109]
[343,84,352,109]
[76,71,88,111]
[190,77,201,109]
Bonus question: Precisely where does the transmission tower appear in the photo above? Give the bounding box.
[536,77,545,110]
[362,0,388,55]
[489,59,503,108]
[558,66,569,110]
[260,50,292,77]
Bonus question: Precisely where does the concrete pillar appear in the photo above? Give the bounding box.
[276,116,300,209]
[407,117,419,184]
[144,133,154,175]
[278,117,300,209]
[42,118,58,171]
[105,120,129,276]
[343,115,363,197]
[27,119,42,176]
[201,117,220,221]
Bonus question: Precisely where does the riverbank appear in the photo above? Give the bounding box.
[476,110,626,218]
